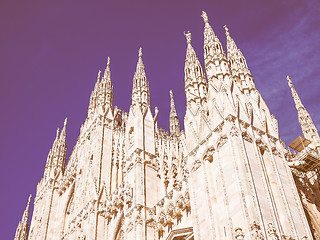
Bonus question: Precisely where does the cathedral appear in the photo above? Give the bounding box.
[14,11,320,240]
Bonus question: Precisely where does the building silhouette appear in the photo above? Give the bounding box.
[15,11,320,240]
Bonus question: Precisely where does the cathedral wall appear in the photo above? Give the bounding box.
[272,153,313,237]
[244,139,275,225]
[101,124,113,194]
[189,162,215,239]
[144,110,155,154]
[145,165,161,207]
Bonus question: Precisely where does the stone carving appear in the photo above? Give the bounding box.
[234,227,245,240]
[267,223,279,240]
[203,146,215,162]
[191,159,202,173]
[249,221,264,240]
[217,134,228,149]
[242,131,253,143]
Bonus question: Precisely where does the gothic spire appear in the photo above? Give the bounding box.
[14,195,31,240]
[131,48,150,109]
[100,57,113,107]
[202,11,226,62]
[88,58,114,116]
[287,76,320,150]
[184,31,207,107]
[22,195,31,223]
[103,57,111,80]
[224,25,255,92]
[169,90,180,136]
[201,11,230,88]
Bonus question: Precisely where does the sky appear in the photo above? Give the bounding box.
[1,0,320,238]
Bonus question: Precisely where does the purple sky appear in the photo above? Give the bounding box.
[1,0,320,238]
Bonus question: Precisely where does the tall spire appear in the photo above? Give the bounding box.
[88,58,114,116]
[184,31,207,107]
[224,25,255,92]
[202,11,226,63]
[14,195,31,240]
[169,90,180,136]
[43,119,68,180]
[100,57,113,107]
[287,76,320,150]
[131,48,150,109]
[103,57,111,80]
[201,11,229,87]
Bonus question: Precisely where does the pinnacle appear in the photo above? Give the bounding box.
[131,47,150,107]
[104,57,111,79]
[55,128,60,139]
[170,90,177,113]
[60,117,68,140]
[22,194,32,222]
[135,48,145,74]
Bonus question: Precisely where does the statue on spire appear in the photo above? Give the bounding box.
[201,11,208,23]
[184,31,192,44]
[224,25,230,37]
[139,47,142,57]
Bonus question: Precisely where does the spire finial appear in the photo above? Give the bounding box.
[139,47,142,58]
[97,70,101,81]
[170,90,176,111]
[287,75,293,87]
[55,128,60,139]
[184,31,192,44]
[103,57,111,79]
[60,117,67,140]
[201,11,208,23]
[170,90,173,99]
[224,25,230,37]
[169,90,180,136]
